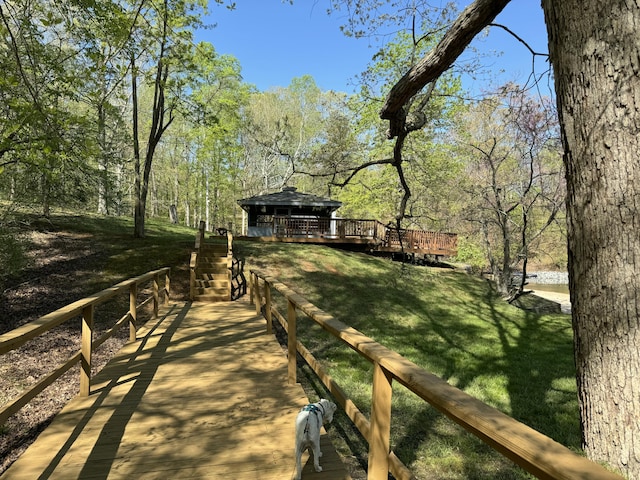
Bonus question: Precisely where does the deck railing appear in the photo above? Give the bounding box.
[249,270,621,480]
[263,216,383,239]
[0,267,171,426]
[383,228,458,255]
[261,216,457,255]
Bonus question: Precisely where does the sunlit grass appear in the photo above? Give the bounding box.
[238,240,579,479]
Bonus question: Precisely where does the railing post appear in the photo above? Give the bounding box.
[287,299,297,385]
[248,272,254,305]
[80,304,94,397]
[227,231,233,301]
[265,280,273,334]
[153,273,159,319]
[164,269,170,305]
[196,220,205,248]
[254,273,262,315]
[129,283,137,342]
[368,362,393,479]
[189,252,197,301]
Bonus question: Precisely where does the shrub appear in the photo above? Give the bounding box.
[0,229,26,289]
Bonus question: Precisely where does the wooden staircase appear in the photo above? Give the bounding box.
[190,222,233,302]
[192,242,231,302]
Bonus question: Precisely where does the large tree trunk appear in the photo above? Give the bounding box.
[131,52,144,239]
[542,1,640,477]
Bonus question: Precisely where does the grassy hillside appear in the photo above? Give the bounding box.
[1,212,196,331]
[0,212,198,473]
[237,240,579,479]
[1,213,579,479]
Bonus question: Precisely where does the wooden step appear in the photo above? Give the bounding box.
[194,292,231,302]
[200,244,228,254]
[197,257,228,268]
[194,285,230,296]
[194,279,230,289]
[195,271,229,280]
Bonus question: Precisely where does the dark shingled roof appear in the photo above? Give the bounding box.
[237,187,341,210]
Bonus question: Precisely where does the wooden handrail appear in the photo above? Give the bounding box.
[0,267,170,425]
[251,269,622,480]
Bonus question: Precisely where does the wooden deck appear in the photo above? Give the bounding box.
[1,300,351,480]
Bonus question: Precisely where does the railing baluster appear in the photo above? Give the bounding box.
[129,283,137,342]
[80,304,94,397]
[287,299,297,385]
[369,362,393,479]
[164,270,170,305]
[153,273,159,319]
[265,280,273,334]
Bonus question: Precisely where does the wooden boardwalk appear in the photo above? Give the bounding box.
[1,300,351,480]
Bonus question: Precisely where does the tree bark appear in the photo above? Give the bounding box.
[542,0,640,476]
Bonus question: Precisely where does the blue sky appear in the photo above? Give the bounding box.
[196,0,549,94]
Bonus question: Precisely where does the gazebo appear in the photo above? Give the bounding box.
[237,187,342,237]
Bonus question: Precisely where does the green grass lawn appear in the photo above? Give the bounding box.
[236,240,580,479]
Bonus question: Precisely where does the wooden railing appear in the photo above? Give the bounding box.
[231,257,247,300]
[268,216,384,239]
[260,216,458,255]
[190,221,206,301]
[383,228,458,255]
[249,270,621,480]
[0,267,171,426]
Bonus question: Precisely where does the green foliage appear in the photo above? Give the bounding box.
[335,165,397,220]
[0,229,26,289]
[454,236,486,272]
[337,15,465,228]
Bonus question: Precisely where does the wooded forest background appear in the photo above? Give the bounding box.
[0,0,566,289]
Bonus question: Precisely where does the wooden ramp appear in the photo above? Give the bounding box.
[1,300,351,480]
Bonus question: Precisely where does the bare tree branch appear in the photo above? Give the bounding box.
[380,0,512,138]
[488,23,548,58]
[330,158,395,187]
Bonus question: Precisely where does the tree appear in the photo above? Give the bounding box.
[63,0,134,215]
[0,0,99,215]
[321,13,465,234]
[542,1,640,476]
[455,86,564,299]
[128,0,211,238]
[240,76,340,196]
[374,0,639,476]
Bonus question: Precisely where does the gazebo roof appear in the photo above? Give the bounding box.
[237,187,341,211]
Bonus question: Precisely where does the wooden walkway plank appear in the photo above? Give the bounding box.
[1,301,351,480]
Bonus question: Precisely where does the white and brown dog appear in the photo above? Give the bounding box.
[294,399,337,479]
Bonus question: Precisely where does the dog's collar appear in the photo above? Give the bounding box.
[302,403,325,417]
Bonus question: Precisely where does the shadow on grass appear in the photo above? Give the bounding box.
[269,259,578,479]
